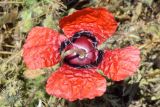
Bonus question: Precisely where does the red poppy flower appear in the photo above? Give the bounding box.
[23,8,140,101]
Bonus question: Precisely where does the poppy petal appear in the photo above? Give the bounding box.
[59,8,118,44]
[46,65,106,101]
[23,27,66,69]
[99,46,140,81]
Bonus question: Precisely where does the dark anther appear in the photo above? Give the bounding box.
[60,30,104,68]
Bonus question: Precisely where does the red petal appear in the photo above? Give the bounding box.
[46,65,106,101]
[23,27,66,69]
[59,8,118,44]
[98,46,140,81]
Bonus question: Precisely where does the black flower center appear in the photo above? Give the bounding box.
[60,31,103,68]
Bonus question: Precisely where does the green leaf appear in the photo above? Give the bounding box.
[20,10,32,20]
[143,22,160,37]
[142,0,153,6]
[43,15,57,29]
[32,6,44,17]
[25,0,38,6]
[19,19,33,33]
